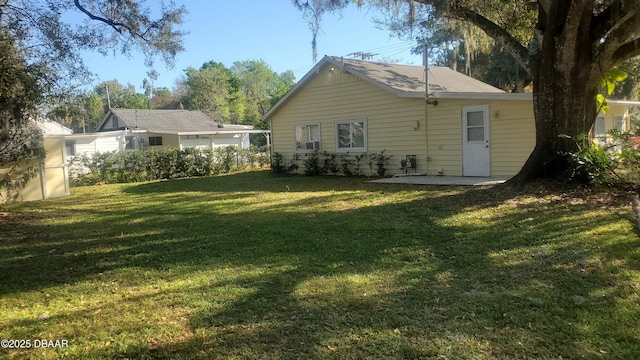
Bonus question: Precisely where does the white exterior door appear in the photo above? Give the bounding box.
[462,105,490,176]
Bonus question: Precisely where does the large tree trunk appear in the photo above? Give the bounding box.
[507,4,599,186]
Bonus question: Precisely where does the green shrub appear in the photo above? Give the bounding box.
[215,146,238,174]
[321,151,339,175]
[354,153,366,176]
[340,152,354,176]
[609,130,640,183]
[303,151,321,176]
[566,134,615,185]
[147,148,179,179]
[257,146,271,168]
[271,152,286,174]
[73,146,267,186]
[288,153,300,173]
[369,150,392,177]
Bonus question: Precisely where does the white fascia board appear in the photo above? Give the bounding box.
[95,109,115,131]
[609,99,640,106]
[422,94,638,103]
[262,55,410,120]
[63,130,133,140]
[262,57,333,121]
[164,130,271,136]
[427,92,533,101]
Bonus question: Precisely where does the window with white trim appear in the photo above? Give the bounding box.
[614,115,624,132]
[295,124,320,151]
[595,116,606,138]
[65,140,76,156]
[149,136,163,146]
[125,136,136,150]
[465,111,486,142]
[335,119,367,152]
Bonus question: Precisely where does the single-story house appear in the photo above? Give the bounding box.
[95,109,269,151]
[263,55,638,177]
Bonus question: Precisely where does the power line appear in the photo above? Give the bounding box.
[343,42,417,61]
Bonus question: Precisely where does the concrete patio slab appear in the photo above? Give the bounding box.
[368,175,509,186]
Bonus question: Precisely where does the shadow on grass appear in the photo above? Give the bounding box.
[1,171,639,358]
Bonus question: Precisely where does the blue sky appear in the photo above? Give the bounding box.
[80,1,423,91]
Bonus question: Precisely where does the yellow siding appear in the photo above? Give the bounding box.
[44,167,67,197]
[43,137,69,198]
[425,100,463,176]
[270,64,538,177]
[597,104,629,133]
[271,65,426,176]
[44,136,65,165]
[426,99,535,177]
[489,100,536,176]
[0,162,44,202]
[1,137,69,203]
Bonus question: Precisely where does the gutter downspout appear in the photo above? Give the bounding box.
[269,117,274,164]
[424,41,430,176]
[39,157,47,200]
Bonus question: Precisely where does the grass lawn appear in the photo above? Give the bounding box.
[1,171,639,359]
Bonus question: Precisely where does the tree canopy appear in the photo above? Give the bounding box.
[0,0,186,97]
[180,60,295,127]
[1,0,187,198]
[45,58,297,134]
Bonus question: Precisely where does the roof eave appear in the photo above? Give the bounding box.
[62,130,129,139]
[264,56,421,120]
[608,99,640,106]
[151,130,270,136]
[95,109,116,131]
[429,92,533,100]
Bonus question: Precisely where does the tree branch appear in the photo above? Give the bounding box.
[596,13,640,67]
[537,0,551,17]
[446,6,531,73]
[73,0,131,35]
[610,38,640,67]
[590,0,635,41]
[561,1,592,42]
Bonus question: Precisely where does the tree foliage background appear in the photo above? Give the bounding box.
[0,27,45,200]
[46,59,296,134]
[1,0,186,199]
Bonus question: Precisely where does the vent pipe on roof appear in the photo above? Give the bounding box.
[341,56,344,72]
[424,41,438,106]
[423,42,428,101]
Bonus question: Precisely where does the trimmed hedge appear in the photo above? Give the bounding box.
[71,146,269,186]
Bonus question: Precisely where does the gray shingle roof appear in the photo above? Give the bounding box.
[329,56,505,95]
[106,109,253,133]
[110,109,218,131]
[262,55,507,121]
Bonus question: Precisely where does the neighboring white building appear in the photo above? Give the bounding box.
[96,109,269,151]
[39,110,271,178]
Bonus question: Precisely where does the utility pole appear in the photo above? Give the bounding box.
[105,84,112,109]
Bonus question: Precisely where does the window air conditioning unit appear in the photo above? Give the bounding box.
[306,141,320,150]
